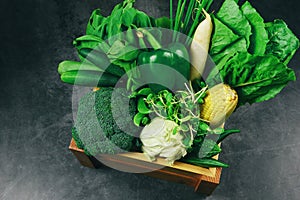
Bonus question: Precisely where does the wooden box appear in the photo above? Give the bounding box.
[69,138,222,195]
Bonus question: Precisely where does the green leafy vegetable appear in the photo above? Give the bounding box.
[122,7,137,27]
[265,19,300,64]
[211,37,247,63]
[210,17,240,56]
[155,17,171,28]
[241,1,268,55]
[216,52,296,106]
[86,9,107,38]
[86,0,154,44]
[216,0,252,47]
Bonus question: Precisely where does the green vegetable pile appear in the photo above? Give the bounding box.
[207,0,299,106]
[58,0,299,169]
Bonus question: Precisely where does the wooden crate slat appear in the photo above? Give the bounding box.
[69,138,222,195]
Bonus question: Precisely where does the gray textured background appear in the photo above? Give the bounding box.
[1,0,300,199]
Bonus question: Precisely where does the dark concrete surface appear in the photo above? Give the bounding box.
[1,0,300,199]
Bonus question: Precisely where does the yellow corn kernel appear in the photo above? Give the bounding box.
[200,83,238,127]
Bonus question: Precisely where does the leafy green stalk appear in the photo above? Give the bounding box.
[187,2,203,39]
[182,0,195,33]
[174,0,183,31]
[170,0,173,29]
[172,0,183,41]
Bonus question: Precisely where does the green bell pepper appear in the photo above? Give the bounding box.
[137,43,190,93]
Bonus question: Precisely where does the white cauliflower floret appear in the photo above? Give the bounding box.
[140,117,187,165]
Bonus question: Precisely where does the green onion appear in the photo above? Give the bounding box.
[182,0,196,33]
[172,0,183,41]
[170,0,173,29]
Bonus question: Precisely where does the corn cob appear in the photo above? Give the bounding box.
[200,83,238,127]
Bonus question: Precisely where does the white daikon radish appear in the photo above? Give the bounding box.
[190,9,213,80]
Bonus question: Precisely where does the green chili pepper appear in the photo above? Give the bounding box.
[137,42,190,93]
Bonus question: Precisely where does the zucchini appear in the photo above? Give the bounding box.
[58,60,103,75]
[79,48,126,77]
[60,70,120,87]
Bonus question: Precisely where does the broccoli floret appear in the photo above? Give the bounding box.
[110,133,133,151]
[72,127,84,149]
[73,87,141,156]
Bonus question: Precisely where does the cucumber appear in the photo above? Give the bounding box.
[60,70,120,87]
[79,48,126,77]
[58,60,103,75]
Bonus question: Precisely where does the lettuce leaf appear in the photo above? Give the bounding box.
[210,17,240,56]
[207,53,296,106]
[265,19,300,65]
[86,9,107,38]
[241,1,268,55]
[214,53,296,106]
[216,0,252,47]
[211,37,247,64]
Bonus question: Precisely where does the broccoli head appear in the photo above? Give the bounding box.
[73,87,141,156]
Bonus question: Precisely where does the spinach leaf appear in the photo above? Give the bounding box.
[134,11,155,28]
[107,8,123,45]
[155,17,171,28]
[265,19,300,65]
[206,52,235,87]
[107,40,139,62]
[85,0,154,46]
[86,9,106,38]
[122,7,137,27]
[241,1,268,55]
[216,0,252,47]
[211,37,247,64]
[210,17,240,56]
[73,35,110,52]
[219,53,296,106]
